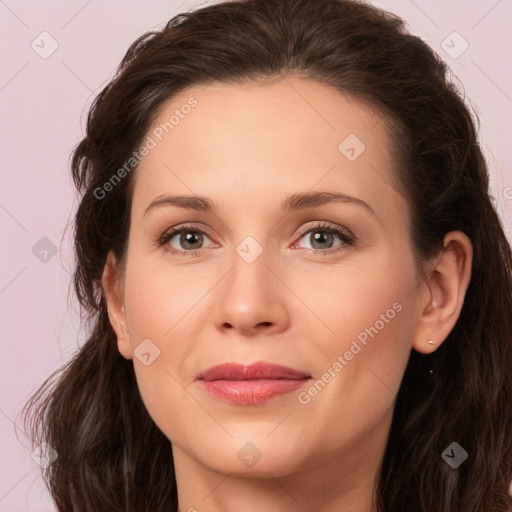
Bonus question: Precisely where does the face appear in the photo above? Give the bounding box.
[108,77,427,479]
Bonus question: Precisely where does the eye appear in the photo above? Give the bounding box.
[155,221,355,256]
[294,221,355,254]
[156,224,216,255]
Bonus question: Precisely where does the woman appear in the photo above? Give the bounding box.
[23,0,512,510]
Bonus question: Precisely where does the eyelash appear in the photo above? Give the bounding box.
[155,221,356,257]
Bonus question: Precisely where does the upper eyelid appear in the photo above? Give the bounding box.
[161,221,353,246]
[163,220,347,235]
[295,221,352,237]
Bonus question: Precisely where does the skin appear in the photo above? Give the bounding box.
[102,77,472,512]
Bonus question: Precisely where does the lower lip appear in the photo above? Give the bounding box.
[200,378,310,404]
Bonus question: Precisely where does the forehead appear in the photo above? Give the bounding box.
[130,77,405,222]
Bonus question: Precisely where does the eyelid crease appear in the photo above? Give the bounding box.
[154,220,357,256]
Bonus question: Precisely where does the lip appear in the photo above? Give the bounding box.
[197,362,311,405]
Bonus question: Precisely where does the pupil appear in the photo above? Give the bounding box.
[312,231,332,249]
[178,230,334,251]
[182,231,202,249]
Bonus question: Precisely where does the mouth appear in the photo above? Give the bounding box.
[197,362,311,405]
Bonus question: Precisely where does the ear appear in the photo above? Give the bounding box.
[412,231,473,354]
[101,250,132,360]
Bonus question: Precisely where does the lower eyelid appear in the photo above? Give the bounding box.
[293,230,352,250]
[163,229,215,251]
[159,224,354,253]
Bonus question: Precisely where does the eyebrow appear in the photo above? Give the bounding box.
[143,191,376,217]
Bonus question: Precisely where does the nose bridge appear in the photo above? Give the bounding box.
[213,231,289,334]
[227,233,272,300]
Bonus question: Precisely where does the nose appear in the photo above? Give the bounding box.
[212,244,290,338]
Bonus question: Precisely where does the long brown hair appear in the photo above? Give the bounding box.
[23,0,512,510]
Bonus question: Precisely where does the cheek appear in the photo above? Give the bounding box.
[120,254,213,439]
[293,254,416,417]
[122,251,207,346]
[289,253,416,357]
[293,291,413,456]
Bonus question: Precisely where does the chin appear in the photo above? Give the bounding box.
[182,430,313,477]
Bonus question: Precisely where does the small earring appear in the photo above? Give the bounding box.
[427,339,435,346]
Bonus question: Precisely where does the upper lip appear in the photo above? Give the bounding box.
[198,362,310,381]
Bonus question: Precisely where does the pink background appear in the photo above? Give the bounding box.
[1,1,511,509]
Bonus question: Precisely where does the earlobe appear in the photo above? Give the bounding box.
[412,231,473,354]
[101,250,133,360]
